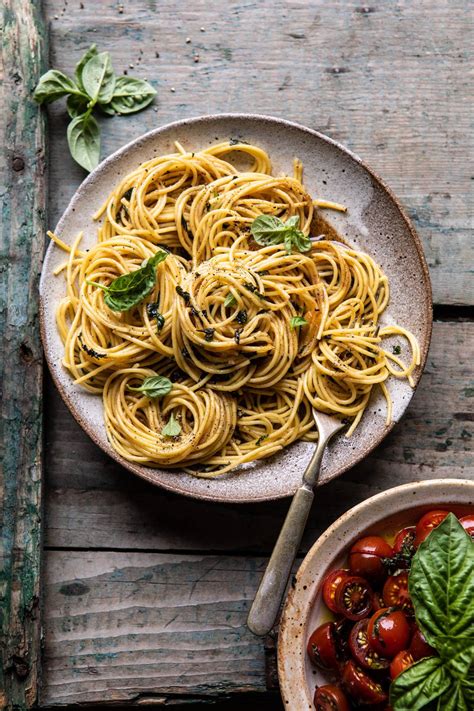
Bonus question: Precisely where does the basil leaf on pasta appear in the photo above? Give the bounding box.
[290,316,308,328]
[81,51,116,104]
[33,70,80,104]
[251,214,311,254]
[162,413,181,437]
[67,113,100,172]
[224,292,237,307]
[109,76,156,114]
[128,375,172,398]
[87,250,167,311]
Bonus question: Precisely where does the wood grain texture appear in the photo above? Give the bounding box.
[44,321,474,553]
[43,0,473,305]
[41,551,269,706]
[0,1,46,708]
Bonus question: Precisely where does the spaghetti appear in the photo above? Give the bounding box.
[50,141,420,476]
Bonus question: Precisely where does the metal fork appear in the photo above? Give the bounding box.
[247,409,345,636]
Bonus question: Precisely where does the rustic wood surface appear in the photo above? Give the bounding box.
[0,1,46,708]
[3,0,473,708]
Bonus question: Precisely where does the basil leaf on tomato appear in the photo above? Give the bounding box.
[409,513,474,649]
[389,657,451,710]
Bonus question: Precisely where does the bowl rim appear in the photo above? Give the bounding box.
[277,477,474,708]
[39,113,433,503]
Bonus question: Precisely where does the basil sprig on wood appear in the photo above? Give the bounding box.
[87,250,167,311]
[250,215,312,254]
[390,514,474,710]
[34,45,156,171]
[128,375,172,399]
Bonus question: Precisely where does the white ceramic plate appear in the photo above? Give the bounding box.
[277,478,474,710]
[40,114,432,503]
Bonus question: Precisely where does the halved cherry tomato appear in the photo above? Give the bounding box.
[409,625,435,661]
[414,510,450,547]
[349,618,390,671]
[390,649,414,680]
[367,607,411,658]
[393,526,416,554]
[459,514,474,538]
[349,536,393,583]
[335,576,373,621]
[307,622,340,671]
[342,660,387,705]
[313,684,351,711]
[322,569,351,613]
[383,572,413,614]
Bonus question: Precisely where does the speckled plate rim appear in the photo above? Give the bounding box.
[277,478,474,710]
[40,113,433,504]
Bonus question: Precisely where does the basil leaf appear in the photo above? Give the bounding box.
[98,103,117,117]
[74,44,98,91]
[390,657,451,710]
[109,76,156,114]
[251,215,292,244]
[128,375,172,398]
[67,113,101,172]
[224,292,237,307]
[437,678,472,711]
[87,250,167,311]
[292,230,312,252]
[290,316,308,329]
[162,413,181,437]
[436,638,474,680]
[409,514,474,650]
[81,51,116,104]
[66,93,89,119]
[33,70,80,104]
[250,215,311,254]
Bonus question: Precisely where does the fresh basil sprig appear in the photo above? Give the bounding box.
[290,315,308,329]
[390,514,474,710]
[250,215,312,254]
[33,44,156,171]
[162,413,181,437]
[128,375,172,399]
[87,250,167,311]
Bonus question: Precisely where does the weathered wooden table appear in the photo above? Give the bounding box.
[2,0,472,708]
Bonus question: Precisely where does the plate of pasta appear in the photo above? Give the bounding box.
[40,114,432,502]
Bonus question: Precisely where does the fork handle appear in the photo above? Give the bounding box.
[247,485,314,636]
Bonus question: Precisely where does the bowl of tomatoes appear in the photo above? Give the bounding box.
[277,478,474,710]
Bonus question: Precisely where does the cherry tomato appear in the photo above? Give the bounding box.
[322,569,351,613]
[342,660,388,705]
[390,649,414,680]
[307,622,340,671]
[414,510,450,547]
[393,526,416,554]
[335,576,373,621]
[383,572,413,614]
[349,536,393,583]
[459,514,474,538]
[349,618,390,671]
[313,684,351,711]
[367,607,411,658]
[409,626,435,661]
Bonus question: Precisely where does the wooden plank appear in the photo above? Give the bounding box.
[44,321,474,553]
[0,1,47,708]
[43,0,473,305]
[41,551,271,706]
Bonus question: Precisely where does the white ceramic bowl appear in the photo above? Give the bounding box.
[277,478,474,710]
